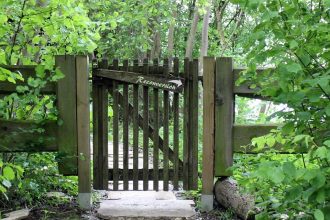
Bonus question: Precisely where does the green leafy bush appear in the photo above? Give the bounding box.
[231,0,330,219]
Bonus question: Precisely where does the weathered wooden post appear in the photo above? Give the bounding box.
[55,55,91,210]
[201,57,216,211]
[214,57,234,177]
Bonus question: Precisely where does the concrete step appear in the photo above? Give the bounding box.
[97,191,196,219]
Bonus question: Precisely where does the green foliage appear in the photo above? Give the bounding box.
[0,0,98,210]
[231,0,330,218]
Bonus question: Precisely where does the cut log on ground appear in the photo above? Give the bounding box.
[214,177,255,220]
[3,209,30,220]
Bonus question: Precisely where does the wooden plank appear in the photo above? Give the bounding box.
[152,58,159,191]
[183,58,190,190]
[55,55,78,176]
[100,85,109,189]
[233,124,275,153]
[94,69,183,92]
[201,57,216,211]
[132,59,139,190]
[172,57,179,190]
[108,168,183,181]
[92,82,100,189]
[163,58,170,191]
[0,65,56,94]
[112,59,119,190]
[76,55,91,210]
[0,120,57,152]
[189,59,199,190]
[142,58,149,190]
[233,68,274,101]
[215,57,234,177]
[122,60,129,190]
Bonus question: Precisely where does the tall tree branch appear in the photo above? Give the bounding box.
[8,0,27,64]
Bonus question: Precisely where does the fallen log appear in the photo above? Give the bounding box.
[214,177,255,220]
[3,209,30,220]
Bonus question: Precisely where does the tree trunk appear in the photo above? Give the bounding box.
[168,10,177,71]
[215,1,228,47]
[214,178,255,220]
[150,31,161,60]
[185,8,199,60]
[199,3,211,76]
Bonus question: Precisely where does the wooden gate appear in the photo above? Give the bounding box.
[92,58,199,191]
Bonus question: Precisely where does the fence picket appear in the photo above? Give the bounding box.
[142,58,149,190]
[183,58,190,190]
[133,59,139,190]
[163,58,170,191]
[153,58,159,191]
[112,59,119,190]
[173,57,180,190]
[123,60,129,190]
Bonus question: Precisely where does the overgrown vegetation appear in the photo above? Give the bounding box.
[231,0,330,219]
[0,0,329,219]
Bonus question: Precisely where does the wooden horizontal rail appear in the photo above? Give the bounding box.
[0,65,56,94]
[233,124,306,153]
[0,119,58,152]
[108,168,183,181]
[233,68,273,100]
[94,69,184,92]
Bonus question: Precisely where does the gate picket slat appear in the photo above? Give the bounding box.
[183,58,190,190]
[123,60,129,190]
[112,59,119,190]
[163,58,169,191]
[173,57,179,190]
[142,58,149,191]
[133,59,139,190]
[152,58,159,191]
[190,59,199,190]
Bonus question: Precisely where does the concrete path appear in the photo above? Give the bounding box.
[97,191,196,219]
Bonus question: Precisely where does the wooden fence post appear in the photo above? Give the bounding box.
[76,55,91,210]
[201,57,216,211]
[55,55,78,175]
[214,57,234,176]
[56,55,91,210]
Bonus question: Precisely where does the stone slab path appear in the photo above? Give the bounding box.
[97,191,196,219]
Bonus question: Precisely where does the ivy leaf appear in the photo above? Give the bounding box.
[325,104,330,116]
[35,65,46,78]
[286,63,302,73]
[314,209,324,220]
[0,14,7,23]
[286,185,302,201]
[311,173,326,189]
[316,188,325,203]
[289,40,298,49]
[283,162,296,178]
[3,166,15,180]
[314,147,330,160]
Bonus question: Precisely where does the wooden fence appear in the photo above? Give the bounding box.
[0,55,91,210]
[92,58,199,191]
[201,57,280,211]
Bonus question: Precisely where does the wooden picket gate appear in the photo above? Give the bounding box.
[92,58,199,191]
